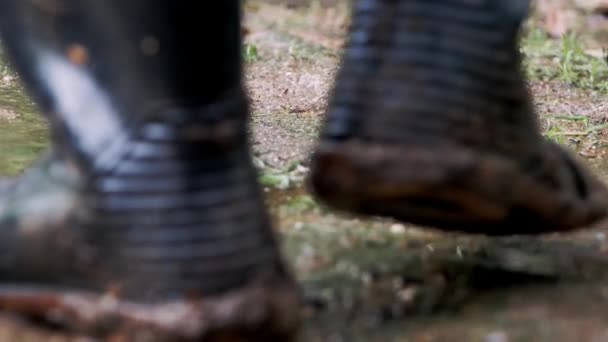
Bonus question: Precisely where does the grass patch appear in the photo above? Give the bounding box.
[0,85,48,176]
[522,27,608,92]
[258,159,309,189]
[243,43,260,63]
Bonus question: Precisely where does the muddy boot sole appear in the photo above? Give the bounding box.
[311,140,608,234]
[0,276,300,341]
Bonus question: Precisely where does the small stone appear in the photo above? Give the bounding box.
[390,224,406,234]
[485,331,509,342]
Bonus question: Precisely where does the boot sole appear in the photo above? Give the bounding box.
[310,140,608,234]
[0,276,300,341]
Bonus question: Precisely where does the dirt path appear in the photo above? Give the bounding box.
[244,2,345,170]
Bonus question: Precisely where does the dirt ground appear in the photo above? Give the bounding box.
[2,1,608,341]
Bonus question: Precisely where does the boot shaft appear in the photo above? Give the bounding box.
[0,1,283,299]
[326,0,538,157]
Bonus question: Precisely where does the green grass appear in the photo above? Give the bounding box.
[0,85,48,176]
[522,27,608,92]
[258,159,309,189]
[243,43,260,63]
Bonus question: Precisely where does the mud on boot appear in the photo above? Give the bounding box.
[310,0,608,234]
[0,1,300,340]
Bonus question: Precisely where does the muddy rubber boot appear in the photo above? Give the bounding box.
[0,1,299,340]
[311,0,608,234]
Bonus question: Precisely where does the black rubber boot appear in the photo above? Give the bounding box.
[0,1,299,340]
[311,0,608,234]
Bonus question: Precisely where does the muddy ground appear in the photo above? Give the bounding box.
[3,1,608,341]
